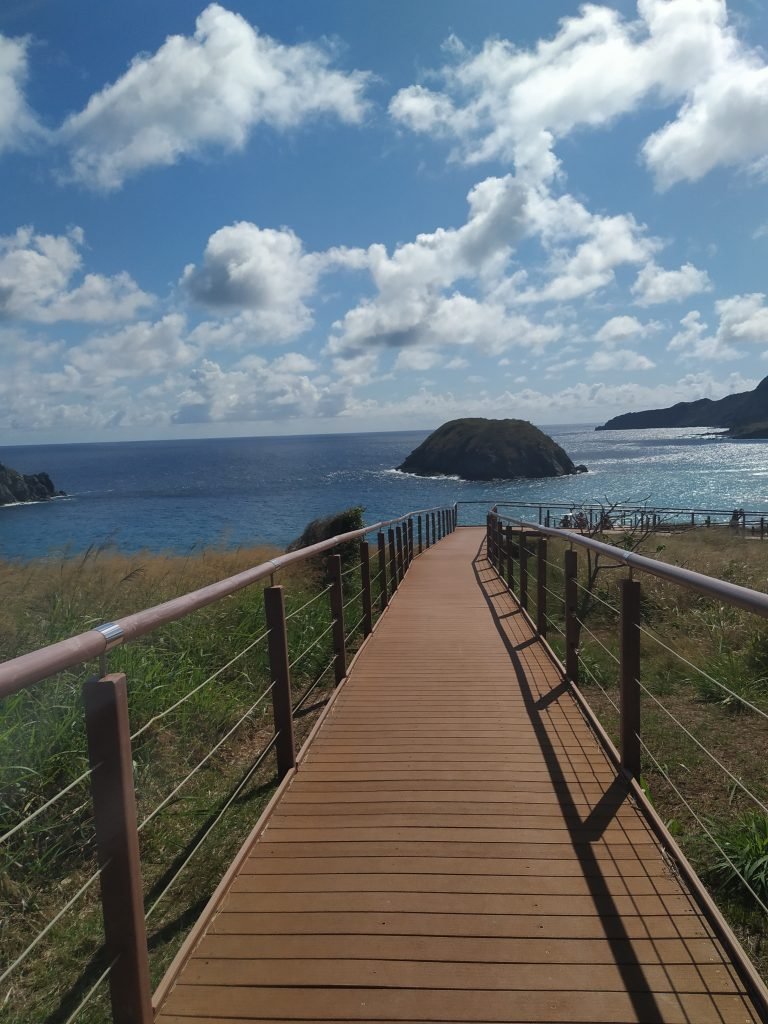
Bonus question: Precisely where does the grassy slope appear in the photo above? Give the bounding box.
[0,543,380,1024]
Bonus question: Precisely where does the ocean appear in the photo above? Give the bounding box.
[2,424,768,560]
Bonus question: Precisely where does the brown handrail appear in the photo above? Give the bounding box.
[0,504,452,698]
[495,513,768,617]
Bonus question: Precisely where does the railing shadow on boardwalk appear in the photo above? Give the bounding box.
[471,537,668,1024]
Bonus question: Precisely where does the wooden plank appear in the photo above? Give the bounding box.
[193,932,730,966]
[209,910,712,940]
[159,985,758,1023]
[229,871,683,896]
[182,957,741,994]
[239,855,674,878]
[217,890,696,918]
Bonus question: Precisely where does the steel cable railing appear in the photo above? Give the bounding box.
[292,655,336,715]
[144,732,279,922]
[0,764,96,847]
[636,677,768,818]
[284,584,332,621]
[574,616,620,666]
[0,863,106,987]
[288,621,335,671]
[136,682,276,834]
[61,957,117,1024]
[130,628,271,742]
[638,623,768,723]
[639,737,768,917]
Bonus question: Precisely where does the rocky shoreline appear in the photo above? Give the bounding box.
[0,463,65,506]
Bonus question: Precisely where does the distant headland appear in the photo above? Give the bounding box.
[0,463,64,506]
[597,374,768,436]
[398,418,587,481]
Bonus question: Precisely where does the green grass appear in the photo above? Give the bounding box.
[0,541,385,1024]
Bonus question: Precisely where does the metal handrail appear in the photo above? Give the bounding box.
[496,514,768,618]
[0,504,451,698]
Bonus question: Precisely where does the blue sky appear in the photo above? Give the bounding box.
[1,0,767,443]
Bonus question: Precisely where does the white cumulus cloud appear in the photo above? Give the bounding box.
[0,33,40,153]
[182,220,367,343]
[632,261,712,305]
[389,0,768,189]
[0,226,153,323]
[60,4,372,189]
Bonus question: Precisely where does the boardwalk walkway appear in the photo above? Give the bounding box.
[155,528,762,1024]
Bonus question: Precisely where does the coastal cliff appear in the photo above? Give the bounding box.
[598,375,768,433]
[398,418,586,481]
[0,463,63,506]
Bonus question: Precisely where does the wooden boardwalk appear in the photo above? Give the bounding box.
[155,528,763,1024]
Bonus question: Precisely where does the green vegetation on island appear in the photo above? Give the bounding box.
[598,374,768,435]
[398,418,587,480]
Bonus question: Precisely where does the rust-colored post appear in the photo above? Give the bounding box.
[519,531,529,611]
[82,674,153,1024]
[377,531,388,611]
[505,524,514,592]
[360,540,373,637]
[620,578,642,779]
[327,554,347,685]
[388,528,398,593]
[264,586,296,778]
[564,548,579,684]
[537,537,547,637]
[418,515,423,553]
[408,518,414,562]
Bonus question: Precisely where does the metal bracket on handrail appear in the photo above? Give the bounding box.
[94,623,125,652]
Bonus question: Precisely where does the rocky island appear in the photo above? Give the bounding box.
[398,418,586,481]
[597,375,768,435]
[0,463,64,506]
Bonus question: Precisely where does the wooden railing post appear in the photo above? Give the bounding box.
[431,512,437,544]
[82,673,153,1024]
[377,531,388,611]
[408,518,414,562]
[396,524,405,579]
[564,549,579,683]
[497,519,504,572]
[388,528,398,593]
[487,514,495,565]
[519,531,529,611]
[327,554,347,685]
[264,585,296,777]
[425,513,431,548]
[620,578,642,779]
[360,540,373,637]
[537,537,547,637]
[505,524,514,592]
[418,515,423,553]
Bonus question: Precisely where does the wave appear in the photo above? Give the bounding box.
[383,468,463,481]
[0,494,71,510]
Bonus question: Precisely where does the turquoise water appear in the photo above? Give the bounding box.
[1,424,767,559]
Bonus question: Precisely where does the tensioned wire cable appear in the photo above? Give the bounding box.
[131,628,271,741]
[137,682,276,833]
